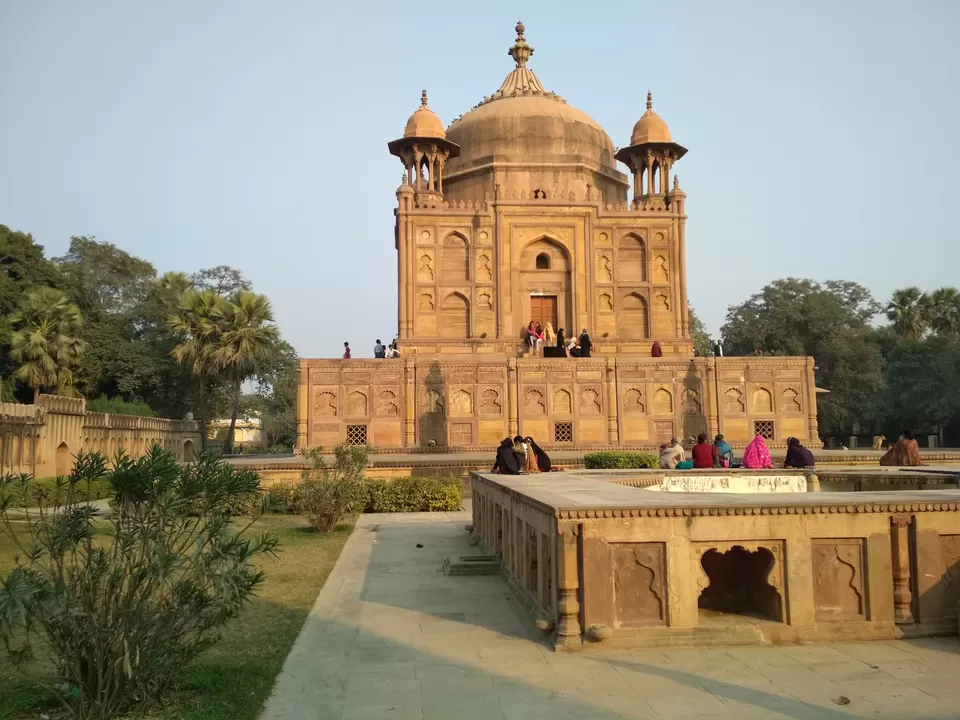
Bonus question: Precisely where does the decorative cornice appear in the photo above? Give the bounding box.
[553,501,960,520]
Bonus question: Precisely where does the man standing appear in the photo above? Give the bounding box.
[374,339,385,358]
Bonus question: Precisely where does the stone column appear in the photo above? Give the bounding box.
[646,156,654,196]
[605,359,618,444]
[891,514,915,624]
[507,359,518,437]
[403,359,416,447]
[554,523,583,650]
[296,364,308,449]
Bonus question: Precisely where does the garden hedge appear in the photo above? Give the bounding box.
[583,451,659,469]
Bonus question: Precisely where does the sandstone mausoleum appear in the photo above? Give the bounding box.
[297,23,819,452]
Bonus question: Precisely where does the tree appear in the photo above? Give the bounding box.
[168,290,226,448]
[923,287,960,337]
[687,306,713,356]
[884,336,960,446]
[9,287,86,403]
[255,338,299,449]
[0,225,65,400]
[54,236,156,321]
[721,278,884,438]
[886,287,929,341]
[213,291,280,454]
[191,265,252,297]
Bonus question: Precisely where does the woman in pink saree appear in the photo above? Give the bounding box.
[742,434,773,469]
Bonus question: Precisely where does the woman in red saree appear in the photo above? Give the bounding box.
[880,430,923,466]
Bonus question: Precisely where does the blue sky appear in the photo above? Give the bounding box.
[2,1,957,358]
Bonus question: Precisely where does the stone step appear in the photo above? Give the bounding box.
[442,554,502,576]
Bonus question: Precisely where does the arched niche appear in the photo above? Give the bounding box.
[440,292,470,338]
[618,234,647,282]
[441,233,469,281]
[619,292,649,339]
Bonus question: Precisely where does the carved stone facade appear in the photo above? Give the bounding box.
[297,22,819,451]
[298,356,819,450]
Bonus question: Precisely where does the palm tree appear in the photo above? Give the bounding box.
[886,287,928,340]
[924,287,960,337]
[9,287,86,403]
[212,291,279,454]
[168,289,225,449]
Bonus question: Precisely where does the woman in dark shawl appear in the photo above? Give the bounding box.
[526,436,552,472]
[492,437,522,474]
[783,437,815,469]
[556,328,566,357]
[579,329,592,358]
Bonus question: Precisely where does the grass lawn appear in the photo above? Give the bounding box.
[0,514,355,720]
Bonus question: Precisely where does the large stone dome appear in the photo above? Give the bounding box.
[446,95,616,169]
[441,22,626,202]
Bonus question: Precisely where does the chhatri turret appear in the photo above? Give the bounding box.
[387,90,460,207]
[615,92,687,209]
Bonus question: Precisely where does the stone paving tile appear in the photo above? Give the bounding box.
[259,512,960,720]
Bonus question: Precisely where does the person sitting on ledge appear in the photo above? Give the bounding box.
[492,437,522,474]
[692,433,714,468]
[713,434,735,468]
[651,340,663,358]
[880,430,923,466]
[742,433,773,469]
[527,436,552,472]
[784,436,815,469]
[659,437,685,469]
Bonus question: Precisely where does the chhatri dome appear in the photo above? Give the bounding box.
[403,90,446,140]
[630,92,672,145]
[444,22,622,195]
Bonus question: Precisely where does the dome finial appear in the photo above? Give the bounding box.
[508,20,534,68]
[421,89,428,107]
[673,175,680,189]
[646,91,653,110]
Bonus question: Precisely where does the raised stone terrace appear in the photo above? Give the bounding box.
[470,470,960,650]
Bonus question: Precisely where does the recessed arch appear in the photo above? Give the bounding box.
[536,252,550,270]
[440,292,470,338]
[618,233,647,282]
[55,442,71,477]
[441,232,469,281]
[520,236,571,271]
[619,292,649,339]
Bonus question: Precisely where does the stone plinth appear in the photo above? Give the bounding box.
[470,470,960,650]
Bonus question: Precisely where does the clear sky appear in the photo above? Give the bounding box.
[2,1,958,358]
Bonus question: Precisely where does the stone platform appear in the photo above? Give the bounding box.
[259,510,960,720]
[470,470,960,650]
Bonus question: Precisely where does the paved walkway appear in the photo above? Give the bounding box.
[260,512,960,720]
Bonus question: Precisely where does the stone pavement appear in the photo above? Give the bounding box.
[259,511,960,720]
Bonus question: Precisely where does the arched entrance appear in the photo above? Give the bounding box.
[518,237,571,337]
[55,442,71,477]
[182,439,196,462]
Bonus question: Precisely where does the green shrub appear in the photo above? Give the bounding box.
[363,476,463,513]
[85,396,156,417]
[583,450,659,469]
[0,448,277,720]
[298,443,370,531]
[264,482,304,513]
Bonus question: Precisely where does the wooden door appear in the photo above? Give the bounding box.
[529,295,558,329]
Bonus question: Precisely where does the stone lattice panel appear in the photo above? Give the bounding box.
[613,542,666,627]
[812,539,866,620]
